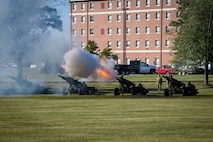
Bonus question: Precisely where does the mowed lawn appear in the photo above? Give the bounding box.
[0,69,213,141]
[0,96,213,142]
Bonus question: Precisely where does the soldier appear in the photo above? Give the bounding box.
[157,74,163,92]
[168,74,173,96]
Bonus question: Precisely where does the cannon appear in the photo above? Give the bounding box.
[114,76,148,96]
[163,75,198,96]
[58,74,97,95]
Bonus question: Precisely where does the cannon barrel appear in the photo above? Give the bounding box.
[162,75,185,87]
[58,74,82,86]
[116,76,134,87]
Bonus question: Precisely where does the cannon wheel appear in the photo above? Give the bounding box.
[164,88,169,96]
[114,88,120,96]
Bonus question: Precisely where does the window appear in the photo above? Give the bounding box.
[108,28,112,35]
[73,3,76,10]
[101,2,105,9]
[146,13,150,20]
[155,26,160,33]
[166,0,171,5]
[145,39,150,47]
[108,15,112,22]
[90,2,94,10]
[166,25,170,33]
[117,40,121,48]
[176,26,180,33]
[127,14,131,21]
[126,0,131,8]
[126,27,130,34]
[136,27,140,34]
[176,11,181,18]
[155,58,159,66]
[156,0,160,6]
[72,29,76,36]
[136,13,140,20]
[146,0,150,7]
[108,1,112,9]
[126,40,130,47]
[136,0,141,7]
[72,16,76,23]
[155,39,160,47]
[117,14,121,21]
[166,11,170,19]
[90,28,94,35]
[81,29,85,36]
[81,16,85,23]
[145,58,150,64]
[108,41,112,48]
[156,12,160,20]
[136,40,140,47]
[117,1,121,8]
[117,27,121,35]
[90,15,94,22]
[176,0,180,4]
[165,39,170,47]
[73,42,76,48]
[101,28,104,35]
[81,41,85,48]
[145,26,150,34]
[81,3,85,10]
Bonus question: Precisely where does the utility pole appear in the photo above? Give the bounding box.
[123,0,127,64]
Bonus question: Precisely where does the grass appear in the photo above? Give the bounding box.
[0,69,213,141]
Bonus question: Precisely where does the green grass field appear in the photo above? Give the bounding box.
[0,69,213,141]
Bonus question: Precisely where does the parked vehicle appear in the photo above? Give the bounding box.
[114,60,156,75]
[156,65,172,74]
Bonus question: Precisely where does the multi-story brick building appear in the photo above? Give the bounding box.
[69,0,179,66]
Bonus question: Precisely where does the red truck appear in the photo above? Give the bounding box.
[156,65,172,74]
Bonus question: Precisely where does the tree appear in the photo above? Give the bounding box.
[170,0,213,85]
[85,40,99,54]
[0,0,63,80]
[99,48,118,60]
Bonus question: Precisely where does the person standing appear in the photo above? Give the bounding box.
[157,74,163,92]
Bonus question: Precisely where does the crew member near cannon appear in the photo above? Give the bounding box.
[157,74,163,92]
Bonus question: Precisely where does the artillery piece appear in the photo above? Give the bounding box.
[58,74,97,95]
[163,75,198,96]
[114,75,148,96]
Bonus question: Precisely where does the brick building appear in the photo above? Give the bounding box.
[69,0,179,66]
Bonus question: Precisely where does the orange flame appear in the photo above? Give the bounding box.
[96,67,112,80]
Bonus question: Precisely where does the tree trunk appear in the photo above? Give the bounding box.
[203,61,209,85]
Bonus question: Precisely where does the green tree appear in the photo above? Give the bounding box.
[99,48,118,60]
[171,0,213,85]
[85,40,99,54]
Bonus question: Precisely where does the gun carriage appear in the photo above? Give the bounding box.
[58,74,97,95]
[114,76,148,96]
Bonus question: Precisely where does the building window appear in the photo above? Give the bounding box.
[145,39,150,47]
[117,14,121,21]
[126,0,131,8]
[166,25,170,33]
[117,40,121,48]
[135,40,140,47]
[108,15,112,22]
[126,27,130,34]
[176,0,180,4]
[90,2,94,10]
[176,26,180,33]
[90,15,94,22]
[166,11,170,19]
[155,58,159,65]
[126,40,130,47]
[101,28,104,35]
[73,42,76,48]
[146,13,150,20]
[136,27,140,34]
[166,0,171,5]
[117,27,121,35]
[127,13,131,21]
[145,58,150,64]
[136,0,141,7]
[117,1,121,8]
[73,3,76,11]
[155,39,160,47]
[101,2,105,9]
[108,28,112,35]
[90,28,94,35]
[81,3,85,10]
[108,1,112,9]
[155,26,160,33]
[72,29,76,36]
[81,41,85,48]
[156,12,160,20]
[176,11,181,18]
[146,0,150,7]
[145,26,150,34]
[72,16,76,23]
[165,39,170,47]
[108,41,112,48]
[156,0,160,6]
[136,13,140,21]
[81,16,85,23]
[81,29,85,36]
